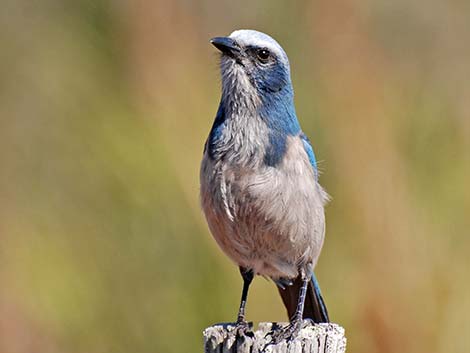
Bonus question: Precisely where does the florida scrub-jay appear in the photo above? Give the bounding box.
[200,29,330,339]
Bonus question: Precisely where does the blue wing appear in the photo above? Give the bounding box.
[300,132,318,180]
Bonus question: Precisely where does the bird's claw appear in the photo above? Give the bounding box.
[233,320,254,338]
[268,320,303,344]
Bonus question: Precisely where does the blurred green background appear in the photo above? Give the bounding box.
[1,1,469,352]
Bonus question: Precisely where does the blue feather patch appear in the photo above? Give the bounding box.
[206,104,226,159]
[300,133,318,179]
[259,86,301,167]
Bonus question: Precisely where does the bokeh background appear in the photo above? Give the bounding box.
[1,1,469,352]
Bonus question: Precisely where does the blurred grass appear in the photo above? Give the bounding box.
[0,0,469,353]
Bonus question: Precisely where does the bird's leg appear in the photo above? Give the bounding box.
[234,267,254,335]
[236,267,254,324]
[290,273,309,322]
[271,269,309,343]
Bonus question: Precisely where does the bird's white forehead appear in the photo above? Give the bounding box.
[229,29,289,65]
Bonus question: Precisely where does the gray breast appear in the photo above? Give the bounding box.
[200,134,328,280]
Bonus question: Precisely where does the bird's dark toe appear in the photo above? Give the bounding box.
[233,321,254,338]
[268,320,303,344]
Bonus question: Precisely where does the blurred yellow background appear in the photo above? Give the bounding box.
[1,1,469,352]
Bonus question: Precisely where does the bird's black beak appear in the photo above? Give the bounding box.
[210,37,240,57]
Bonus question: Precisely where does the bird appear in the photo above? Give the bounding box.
[200,29,330,340]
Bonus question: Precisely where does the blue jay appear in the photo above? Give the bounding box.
[200,30,329,339]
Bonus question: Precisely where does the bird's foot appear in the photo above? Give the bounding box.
[268,319,303,344]
[232,320,254,338]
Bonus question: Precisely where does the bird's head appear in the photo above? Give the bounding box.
[211,30,293,104]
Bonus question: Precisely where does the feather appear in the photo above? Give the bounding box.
[277,273,329,323]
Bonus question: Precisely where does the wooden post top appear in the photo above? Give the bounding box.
[203,321,346,353]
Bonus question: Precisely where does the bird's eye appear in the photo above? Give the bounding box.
[256,48,271,62]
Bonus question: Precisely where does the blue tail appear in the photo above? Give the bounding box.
[309,273,329,322]
[277,273,329,323]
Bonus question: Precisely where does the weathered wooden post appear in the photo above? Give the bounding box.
[203,321,346,353]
